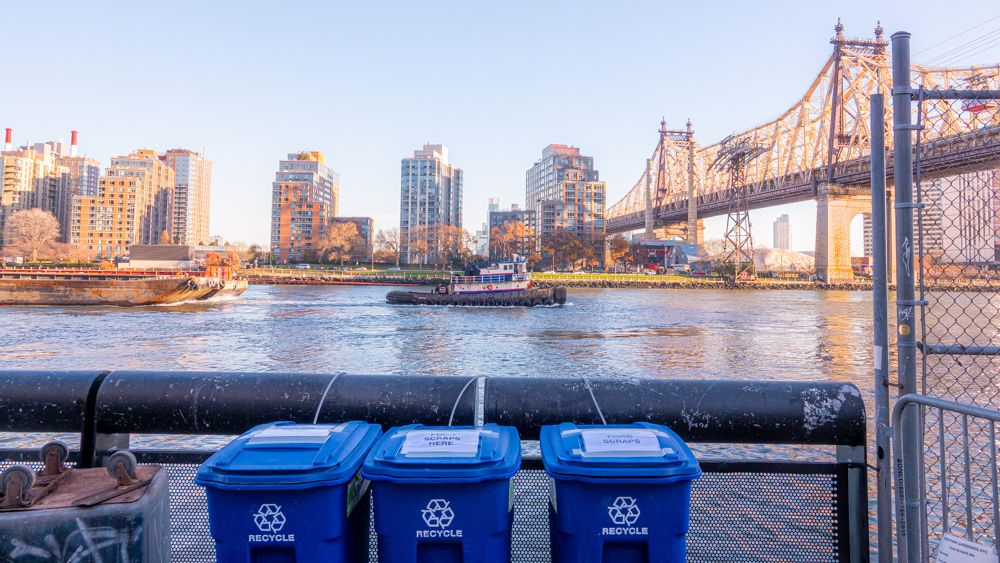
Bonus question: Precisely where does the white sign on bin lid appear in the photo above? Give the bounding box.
[400,429,482,457]
[246,424,344,445]
[580,429,669,457]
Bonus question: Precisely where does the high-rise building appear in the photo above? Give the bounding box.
[72,176,141,259]
[916,170,1000,266]
[60,132,101,199]
[270,151,340,262]
[480,196,502,258]
[936,170,997,265]
[72,149,176,259]
[0,129,72,246]
[863,215,873,257]
[163,149,212,246]
[105,149,176,245]
[525,144,605,264]
[773,214,791,250]
[922,179,946,260]
[399,144,463,265]
[475,223,489,257]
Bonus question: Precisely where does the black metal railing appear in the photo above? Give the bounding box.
[0,371,870,562]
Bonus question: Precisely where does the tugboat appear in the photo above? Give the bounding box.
[386,258,566,307]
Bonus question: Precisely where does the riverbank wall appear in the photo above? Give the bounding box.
[242,271,876,291]
[530,279,875,291]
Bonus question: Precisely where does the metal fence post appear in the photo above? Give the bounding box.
[870,92,894,562]
[891,30,923,562]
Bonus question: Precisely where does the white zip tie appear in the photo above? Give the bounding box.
[583,377,608,425]
[312,374,341,424]
[448,376,482,426]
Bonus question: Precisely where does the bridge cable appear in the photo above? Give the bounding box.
[914,14,1000,56]
[922,26,1000,66]
[920,24,1000,63]
[935,35,1000,67]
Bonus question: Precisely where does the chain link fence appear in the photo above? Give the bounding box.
[914,79,1000,559]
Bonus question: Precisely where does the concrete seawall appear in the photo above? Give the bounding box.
[243,272,877,291]
[529,279,876,291]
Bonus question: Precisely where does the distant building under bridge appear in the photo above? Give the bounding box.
[630,238,708,272]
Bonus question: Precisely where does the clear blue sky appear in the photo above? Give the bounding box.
[2,1,998,251]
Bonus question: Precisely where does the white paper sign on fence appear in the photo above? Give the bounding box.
[935,534,996,563]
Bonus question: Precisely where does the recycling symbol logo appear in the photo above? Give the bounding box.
[608,496,640,526]
[253,504,287,532]
[421,499,455,529]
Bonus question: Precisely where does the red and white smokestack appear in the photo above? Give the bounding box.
[3,128,11,152]
[70,130,78,157]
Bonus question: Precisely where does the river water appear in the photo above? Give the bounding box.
[0,284,880,452]
[0,284,877,385]
[0,284,880,445]
[1,285,887,556]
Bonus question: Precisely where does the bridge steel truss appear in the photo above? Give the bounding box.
[711,135,770,281]
[607,23,1000,237]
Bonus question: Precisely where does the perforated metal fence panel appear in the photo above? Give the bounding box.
[689,469,844,562]
[163,464,214,562]
[153,462,848,562]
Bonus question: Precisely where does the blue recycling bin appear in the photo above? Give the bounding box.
[541,422,702,563]
[194,421,381,563]
[361,424,520,563]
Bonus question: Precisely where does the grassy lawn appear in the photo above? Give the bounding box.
[247,268,744,283]
[244,267,452,278]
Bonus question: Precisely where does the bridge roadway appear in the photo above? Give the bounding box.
[607,125,1000,234]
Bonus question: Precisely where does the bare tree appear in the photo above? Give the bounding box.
[318,222,359,266]
[52,243,94,264]
[489,220,532,261]
[489,224,513,260]
[406,225,433,266]
[433,225,476,269]
[224,250,242,268]
[607,234,630,272]
[542,229,585,271]
[375,227,400,266]
[2,209,60,262]
[350,236,370,263]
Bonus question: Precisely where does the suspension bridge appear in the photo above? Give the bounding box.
[606,21,1000,282]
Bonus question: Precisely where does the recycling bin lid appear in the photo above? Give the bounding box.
[361,424,520,483]
[541,422,701,482]
[194,421,381,489]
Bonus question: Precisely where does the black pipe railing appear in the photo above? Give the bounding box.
[0,371,102,432]
[0,370,870,561]
[93,372,479,435]
[485,377,866,443]
[0,371,865,447]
